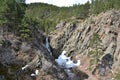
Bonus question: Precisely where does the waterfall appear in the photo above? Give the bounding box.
[30,69,39,77]
[55,50,80,68]
[55,50,80,79]
[22,64,29,70]
[20,38,84,79]
[20,36,53,77]
[45,37,52,55]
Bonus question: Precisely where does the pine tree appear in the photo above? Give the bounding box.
[89,33,104,65]
[0,0,26,35]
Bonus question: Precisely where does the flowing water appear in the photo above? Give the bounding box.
[45,38,80,80]
[0,36,88,80]
[45,37,52,55]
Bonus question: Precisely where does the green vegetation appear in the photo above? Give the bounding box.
[18,16,31,40]
[0,63,20,80]
[89,33,104,69]
[90,0,120,14]
[115,71,120,80]
[25,2,90,34]
[0,0,120,40]
[0,0,26,36]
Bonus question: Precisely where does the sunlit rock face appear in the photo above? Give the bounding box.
[1,10,120,80]
[50,10,120,80]
[0,30,68,80]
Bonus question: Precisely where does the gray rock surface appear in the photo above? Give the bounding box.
[1,10,120,80]
[49,10,120,80]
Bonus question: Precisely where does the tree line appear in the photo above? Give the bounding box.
[0,0,120,40]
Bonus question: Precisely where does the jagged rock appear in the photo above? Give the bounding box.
[0,47,20,66]
[41,57,53,71]
[1,10,120,80]
[55,21,66,29]
[114,32,120,61]
[49,10,120,80]
[2,39,11,48]
[104,42,116,55]
[0,30,68,80]
[11,39,21,51]
[49,22,74,57]
[20,42,31,53]
[98,54,113,76]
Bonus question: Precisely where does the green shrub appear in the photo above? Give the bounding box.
[115,71,120,80]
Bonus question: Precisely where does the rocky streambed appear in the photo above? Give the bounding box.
[0,34,88,80]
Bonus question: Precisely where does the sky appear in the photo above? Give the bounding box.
[25,0,91,7]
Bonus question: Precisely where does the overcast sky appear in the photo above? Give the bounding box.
[26,0,91,7]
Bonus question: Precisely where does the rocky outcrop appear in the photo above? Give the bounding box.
[0,10,120,80]
[49,10,120,80]
[0,30,68,80]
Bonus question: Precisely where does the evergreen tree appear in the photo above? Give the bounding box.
[89,33,104,65]
[0,0,26,34]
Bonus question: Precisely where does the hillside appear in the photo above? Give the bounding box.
[0,9,120,80]
[0,0,120,80]
[24,0,120,33]
[25,2,90,32]
[49,10,120,80]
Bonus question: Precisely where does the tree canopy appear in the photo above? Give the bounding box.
[0,0,120,40]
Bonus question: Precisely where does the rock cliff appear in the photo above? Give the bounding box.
[0,30,67,80]
[49,10,120,80]
[0,10,120,80]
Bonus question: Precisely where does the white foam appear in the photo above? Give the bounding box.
[30,73,36,76]
[55,51,70,67]
[35,69,39,75]
[22,65,29,70]
[55,50,80,68]
[65,59,80,68]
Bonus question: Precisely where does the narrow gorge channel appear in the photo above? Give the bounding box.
[45,37,89,80]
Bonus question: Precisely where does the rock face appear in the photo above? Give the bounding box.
[49,10,120,80]
[0,30,67,80]
[0,10,120,80]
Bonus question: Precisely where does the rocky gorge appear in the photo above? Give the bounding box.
[49,10,120,80]
[0,10,120,80]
